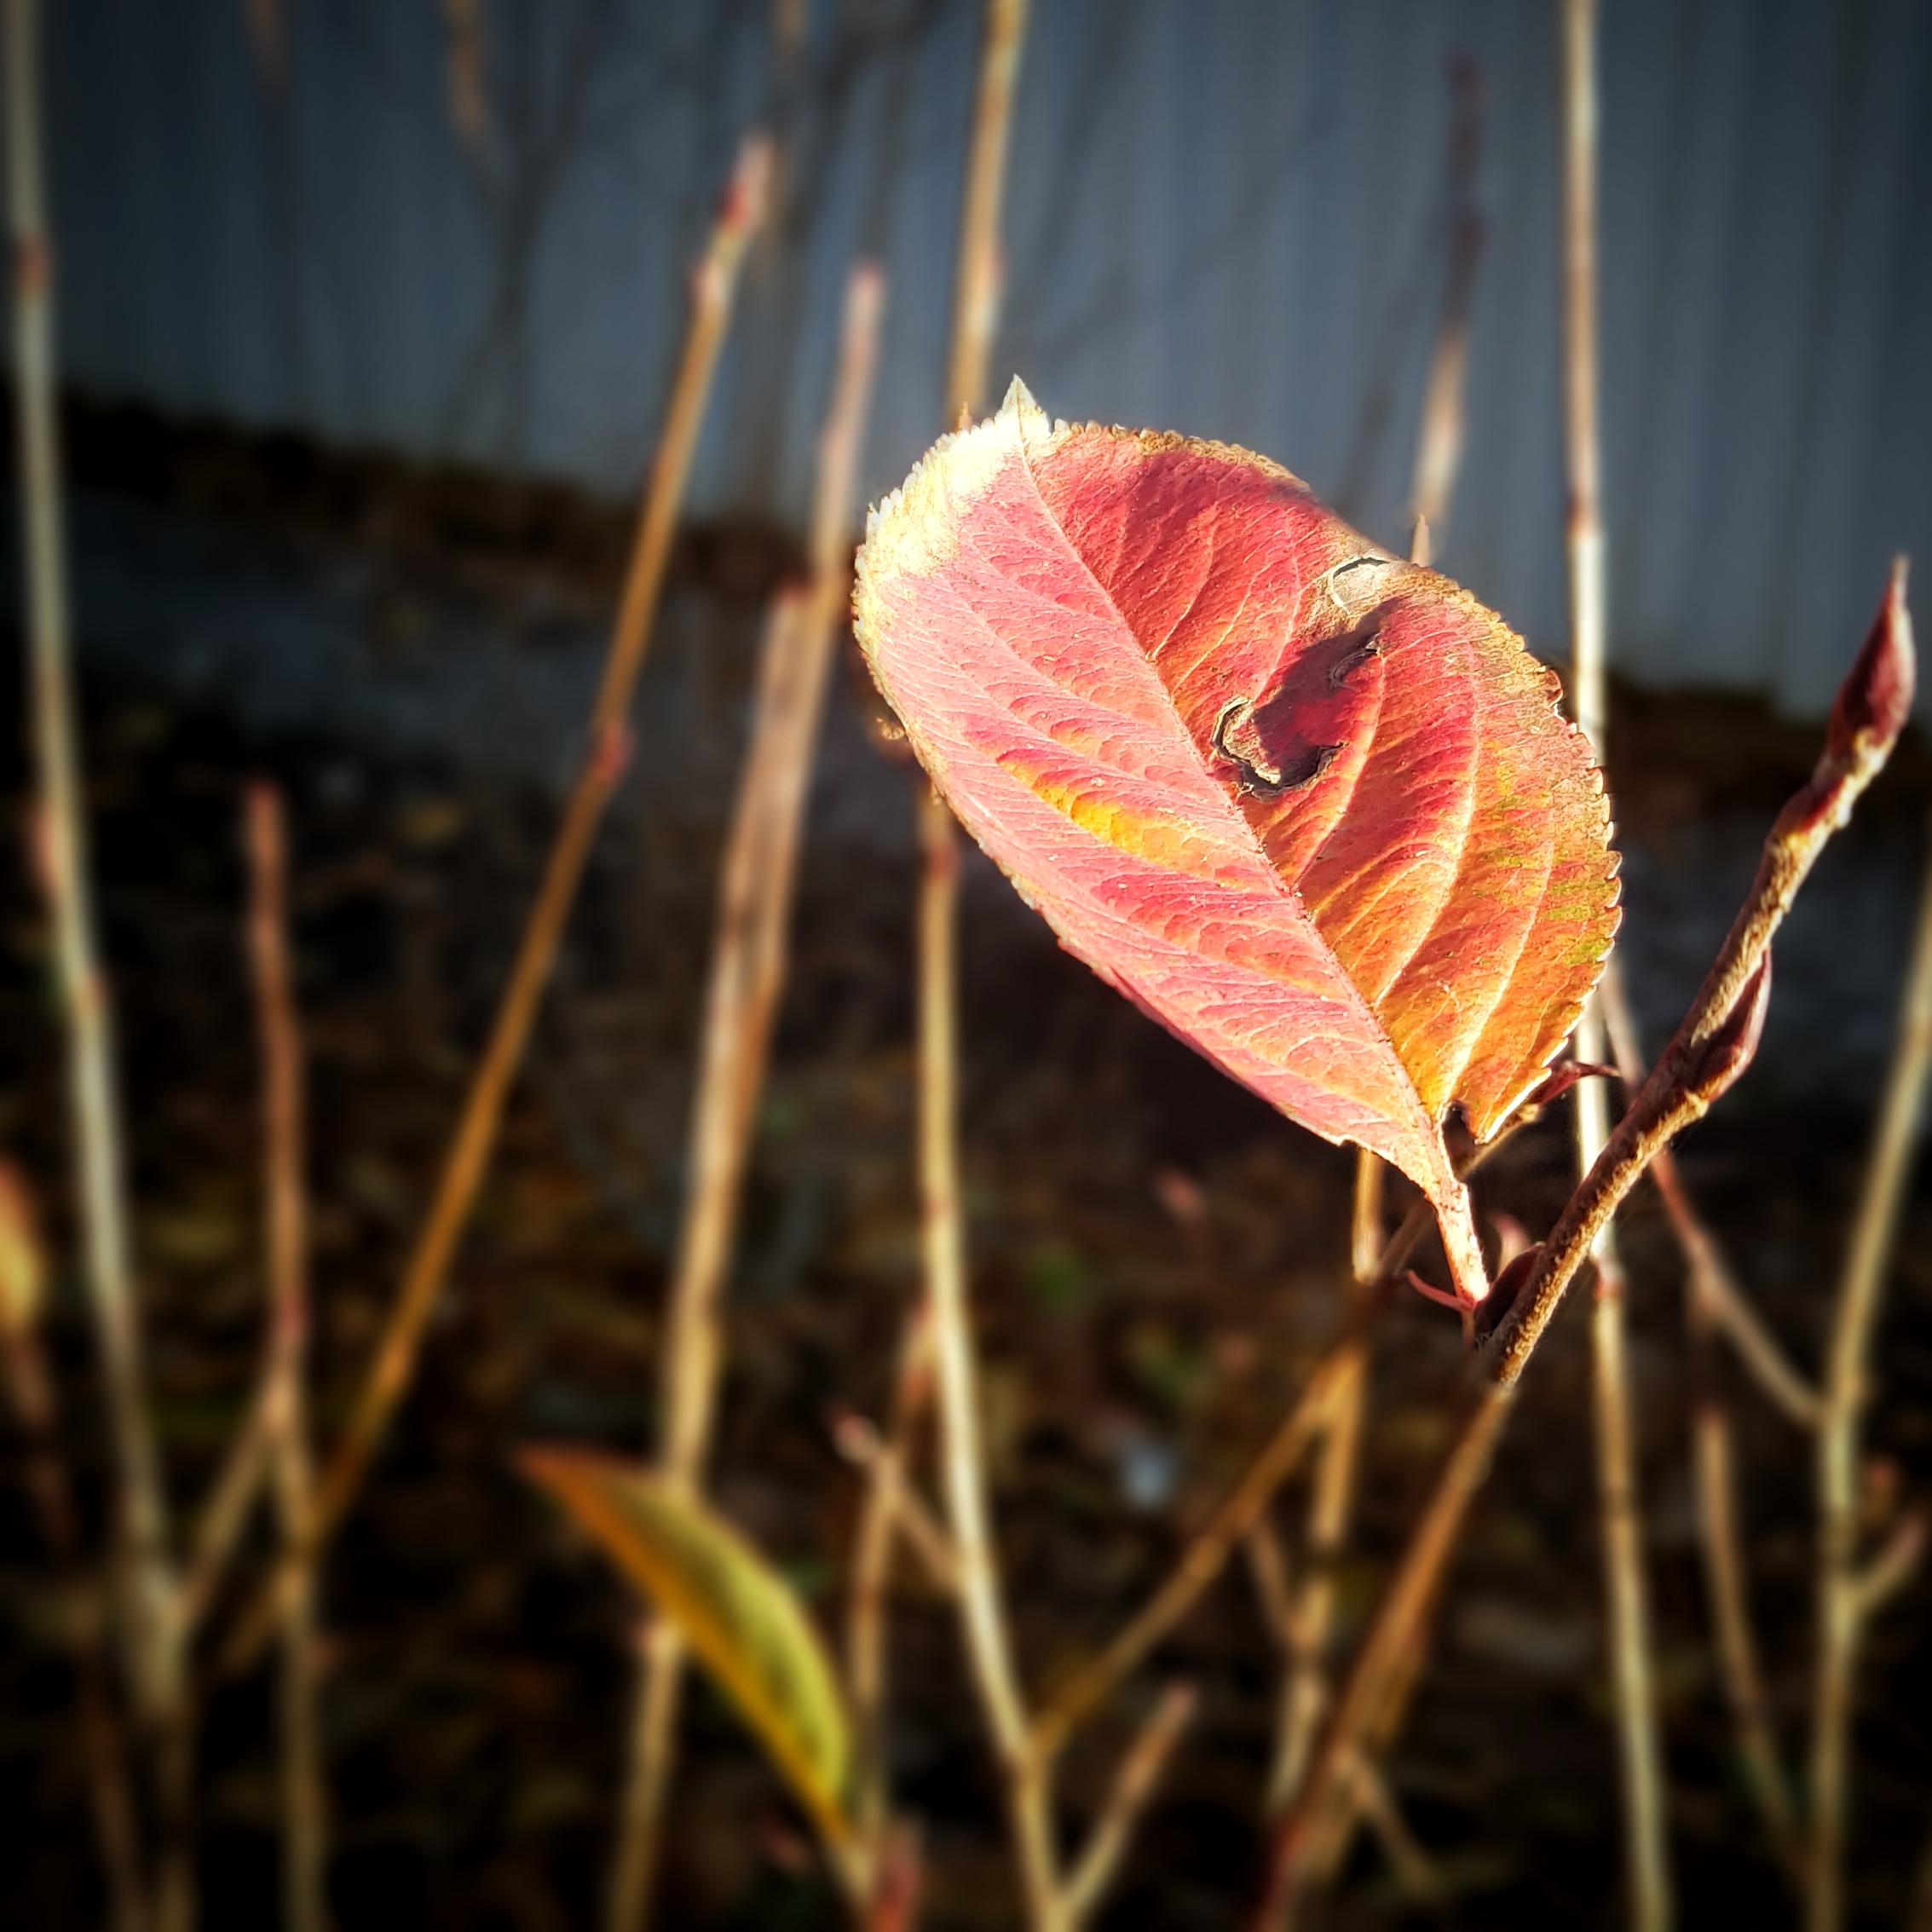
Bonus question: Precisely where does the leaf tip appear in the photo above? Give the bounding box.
[856,377,1044,597]
[996,372,1042,424]
[515,1442,597,1512]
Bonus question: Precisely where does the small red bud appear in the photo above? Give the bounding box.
[720,133,774,238]
[1690,951,1773,1105]
[1151,1164,1209,1226]
[1828,557,1914,761]
[591,719,634,787]
[829,1408,880,1465]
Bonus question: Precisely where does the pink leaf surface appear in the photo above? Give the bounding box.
[854,382,1619,1301]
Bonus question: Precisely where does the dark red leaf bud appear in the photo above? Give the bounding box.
[1829,558,1914,761]
[1690,951,1773,1106]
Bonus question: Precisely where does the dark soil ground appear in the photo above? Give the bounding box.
[3,414,1931,1929]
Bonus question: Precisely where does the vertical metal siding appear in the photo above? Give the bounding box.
[22,0,1932,712]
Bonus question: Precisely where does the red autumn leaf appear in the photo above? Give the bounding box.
[853,382,1619,1304]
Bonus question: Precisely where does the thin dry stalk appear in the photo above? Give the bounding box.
[1259,669,1401,1820]
[1560,2,1670,1921]
[1249,1524,1440,1902]
[1263,1338,1364,1814]
[1588,1238,1670,1927]
[1265,435,1466,1835]
[1259,568,1913,1927]
[1042,1179,1511,1904]
[610,595,807,1923]
[1031,1197,1443,1763]
[836,1404,956,1594]
[1262,97,1485,1837]
[1245,1491,1439,1902]
[1560,0,1608,763]
[244,787,326,1932]
[1598,966,1802,1860]
[1808,807,1932,1932]
[1345,1756,1445,1906]
[1663,1163,1819,1427]
[1693,1379,1798,1854]
[1,1331,149,1932]
[176,1374,275,1635]
[845,1299,937,1840]
[1061,1683,1196,1928]
[772,0,810,71]
[655,267,885,1491]
[1606,1026,1819,1421]
[608,1618,682,1932]
[223,134,771,1682]
[913,0,1058,1919]
[943,0,1028,426]
[1408,53,1484,538]
[5,6,193,1922]
[919,782,1060,1928]
[1244,1512,1296,1655]
[1603,958,1817,1426]
[1033,1345,1349,1768]
[441,0,491,155]
[608,260,885,1931]
[245,0,285,89]
[1252,1522,1452,1916]
[326,130,769,1531]
[1050,1168,1508,1877]
[0,1168,148,1932]
[6,0,176,1722]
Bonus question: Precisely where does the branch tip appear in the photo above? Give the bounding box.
[722,131,775,237]
[1828,558,1914,763]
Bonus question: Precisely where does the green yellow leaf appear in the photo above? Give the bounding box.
[520,1447,853,1851]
